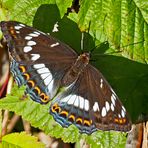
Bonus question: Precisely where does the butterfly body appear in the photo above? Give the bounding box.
[62,52,90,87]
[0,21,131,134]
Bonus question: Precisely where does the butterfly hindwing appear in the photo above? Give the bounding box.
[85,65,131,132]
[50,64,131,134]
[1,21,77,103]
[50,81,97,134]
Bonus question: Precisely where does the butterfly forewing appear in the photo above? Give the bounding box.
[1,21,77,62]
[0,21,77,103]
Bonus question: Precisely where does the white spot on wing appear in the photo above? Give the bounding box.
[33,64,54,92]
[84,99,89,111]
[40,73,50,79]
[31,54,40,61]
[33,64,45,69]
[93,102,99,112]
[118,114,121,118]
[100,79,103,88]
[121,109,125,117]
[111,94,115,106]
[14,26,22,30]
[27,41,36,46]
[36,30,46,35]
[112,93,116,100]
[122,106,126,112]
[44,74,52,85]
[47,79,54,92]
[16,31,20,33]
[23,46,32,52]
[19,23,25,27]
[105,101,110,111]
[111,88,116,95]
[74,96,79,107]
[101,107,107,117]
[37,67,50,74]
[67,95,76,105]
[50,42,59,47]
[111,103,114,111]
[33,31,40,35]
[61,95,70,103]
[79,96,84,109]
[29,33,39,37]
[52,22,59,32]
[25,36,32,40]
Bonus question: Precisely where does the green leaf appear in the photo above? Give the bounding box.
[85,131,127,148]
[75,0,148,63]
[2,132,45,148]
[56,0,73,17]
[133,0,148,23]
[1,0,56,25]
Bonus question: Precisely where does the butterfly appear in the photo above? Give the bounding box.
[0,21,131,134]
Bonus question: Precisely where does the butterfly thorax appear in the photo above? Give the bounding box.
[62,52,90,87]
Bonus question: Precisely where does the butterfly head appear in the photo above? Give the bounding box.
[79,52,90,65]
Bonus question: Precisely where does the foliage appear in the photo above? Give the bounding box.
[0,0,148,147]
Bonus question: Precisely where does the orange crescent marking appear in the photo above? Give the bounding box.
[119,119,123,124]
[10,29,15,34]
[10,29,17,38]
[53,103,58,108]
[51,103,58,112]
[19,66,26,73]
[23,73,30,80]
[90,120,92,124]
[28,80,35,87]
[40,92,45,97]
[51,103,60,113]
[123,118,126,123]
[68,115,75,121]
[60,111,68,117]
[34,86,41,94]
[55,107,61,113]
[40,93,50,103]
[10,26,14,30]
[76,118,82,124]
[51,106,56,113]
[84,120,91,126]
[45,95,50,101]
[114,118,119,123]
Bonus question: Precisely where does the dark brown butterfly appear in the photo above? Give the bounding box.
[0,21,131,134]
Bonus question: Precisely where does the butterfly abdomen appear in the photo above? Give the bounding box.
[62,52,90,86]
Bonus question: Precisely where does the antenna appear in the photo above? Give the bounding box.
[81,32,84,51]
[80,21,92,52]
